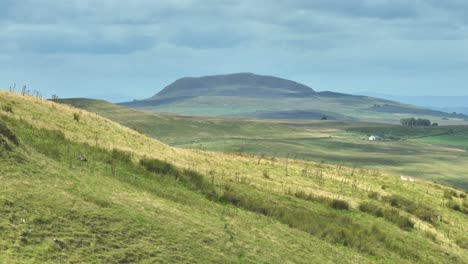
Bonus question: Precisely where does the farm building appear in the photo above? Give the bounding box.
[369,135,381,141]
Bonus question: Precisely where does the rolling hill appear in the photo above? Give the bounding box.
[63,98,468,190]
[2,91,468,263]
[120,73,468,125]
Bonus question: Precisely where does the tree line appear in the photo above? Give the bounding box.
[400,118,438,127]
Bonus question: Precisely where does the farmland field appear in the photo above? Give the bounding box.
[61,98,468,190]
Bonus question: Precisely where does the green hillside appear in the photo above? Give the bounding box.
[120,73,468,125]
[2,91,468,263]
[62,98,468,190]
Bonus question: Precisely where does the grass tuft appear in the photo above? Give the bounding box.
[359,201,414,230]
[0,121,20,146]
[330,199,350,210]
[1,104,13,113]
[382,194,437,224]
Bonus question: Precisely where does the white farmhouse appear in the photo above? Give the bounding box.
[369,135,381,141]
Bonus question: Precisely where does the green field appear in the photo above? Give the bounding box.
[62,98,468,190]
[2,91,468,263]
[415,133,468,147]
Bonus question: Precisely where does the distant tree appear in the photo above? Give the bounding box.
[432,123,439,127]
[416,118,431,126]
[21,85,27,96]
[400,118,416,126]
[401,117,431,126]
[321,116,328,120]
[51,95,59,102]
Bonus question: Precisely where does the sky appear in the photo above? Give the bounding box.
[1,0,468,101]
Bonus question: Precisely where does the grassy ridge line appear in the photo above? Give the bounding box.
[2,116,466,263]
[1,118,372,263]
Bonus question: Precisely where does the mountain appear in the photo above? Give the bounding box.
[120,73,468,125]
[152,73,315,99]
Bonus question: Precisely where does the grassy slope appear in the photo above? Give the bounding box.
[1,91,468,263]
[125,94,468,125]
[62,98,468,190]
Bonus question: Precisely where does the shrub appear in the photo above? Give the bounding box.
[456,238,468,250]
[133,128,145,134]
[443,190,457,199]
[382,194,436,224]
[109,149,132,164]
[219,186,422,258]
[287,189,331,205]
[359,201,414,230]
[423,231,437,242]
[182,169,218,199]
[359,202,383,217]
[330,199,349,210]
[463,199,468,208]
[0,122,19,146]
[368,191,380,200]
[140,158,180,176]
[1,104,13,113]
[447,201,462,212]
[140,157,216,199]
[382,207,414,230]
[73,113,81,122]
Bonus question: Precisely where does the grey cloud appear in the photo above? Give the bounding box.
[169,29,247,49]
[6,30,157,54]
[283,0,419,20]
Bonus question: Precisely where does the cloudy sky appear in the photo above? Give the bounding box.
[1,0,468,101]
